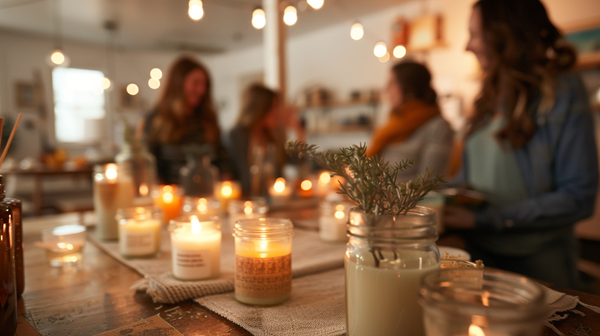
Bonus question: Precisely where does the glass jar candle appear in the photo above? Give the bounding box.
[117,206,162,258]
[233,218,293,306]
[228,199,269,232]
[41,224,86,267]
[346,206,439,336]
[154,185,182,224]
[419,268,547,336]
[268,178,292,206]
[214,181,242,211]
[168,216,221,280]
[93,163,135,240]
[319,200,352,242]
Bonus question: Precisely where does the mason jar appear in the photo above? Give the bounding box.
[346,206,439,336]
[419,268,547,336]
[233,218,293,306]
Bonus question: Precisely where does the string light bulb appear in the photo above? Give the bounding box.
[378,52,390,63]
[307,0,324,10]
[350,22,364,40]
[101,77,111,90]
[126,83,139,96]
[150,68,162,80]
[393,45,407,58]
[252,8,266,29]
[283,6,297,26]
[373,42,387,58]
[148,78,160,90]
[188,0,204,21]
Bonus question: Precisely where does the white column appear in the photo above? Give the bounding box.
[263,0,286,99]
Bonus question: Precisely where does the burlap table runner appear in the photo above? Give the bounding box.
[196,268,346,336]
[88,228,346,304]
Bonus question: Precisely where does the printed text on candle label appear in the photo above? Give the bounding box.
[174,248,211,278]
[235,254,291,298]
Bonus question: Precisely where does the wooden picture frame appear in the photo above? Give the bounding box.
[15,81,38,110]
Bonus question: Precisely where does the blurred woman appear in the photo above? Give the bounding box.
[367,61,453,181]
[139,56,233,184]
[445,0,598,288]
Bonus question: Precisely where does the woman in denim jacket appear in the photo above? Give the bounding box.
[444,0,598,289]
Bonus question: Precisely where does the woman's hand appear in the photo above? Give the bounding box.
[443,206,475,229]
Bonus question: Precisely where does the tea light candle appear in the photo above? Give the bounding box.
[117,206,162,258]
[319,201,350,242]
[314,171,332,197]
[94,163,135,240]
[233,218,293,306]
[169,215,221,280]
[298,179,313,198]
[40,224,86,267]
[268,178,292,206]
[214,181,241,211]
[154,185,182,224]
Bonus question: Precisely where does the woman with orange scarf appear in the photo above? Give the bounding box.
[367,61,453,182]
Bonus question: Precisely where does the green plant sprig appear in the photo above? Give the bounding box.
[285,140,444,217]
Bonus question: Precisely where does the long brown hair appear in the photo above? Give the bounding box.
[391,61,437,106]
[468,0,576,147]
[150,56,219,144]
[236,83,278,129]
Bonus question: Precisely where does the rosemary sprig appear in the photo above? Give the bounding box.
[285,140,444,218]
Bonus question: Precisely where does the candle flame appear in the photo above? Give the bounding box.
[191,215,202,234]
[197,198,208,213]
[244,206,253,215]
[319,172,331,185]
[301,180,312,191]
[222,184,233,197]
[163,192,174,204]
[482,291,490,307]
[468,325,485,336]
[274,178,286,193]
[105,164,118,181]
[163,185,173,193]
[335,210,345,219]
[139,183,149,196]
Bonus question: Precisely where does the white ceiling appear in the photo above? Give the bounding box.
[0,0,402,53]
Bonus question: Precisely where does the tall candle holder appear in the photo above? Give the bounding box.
[419,268,547,336]
[93,163,135,240]
[233,218,293,306]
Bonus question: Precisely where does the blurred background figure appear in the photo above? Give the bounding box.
[444,0,598,289]
[366,61,453,182]
[138,56,233,185]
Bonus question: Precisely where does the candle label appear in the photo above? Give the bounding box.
[122,230,156,255]
[235,254,292,298]
[174,248,211,278]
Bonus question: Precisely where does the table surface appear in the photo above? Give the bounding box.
[18,210,600,336]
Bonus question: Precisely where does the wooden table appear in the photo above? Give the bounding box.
[17,211,600,336]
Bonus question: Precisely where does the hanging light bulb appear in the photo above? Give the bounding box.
[150,68,162,80]
[378,52,390,63]
[252,8,266,29]
[188,0,204,21]
[373,42,387,58]
[126,83,139,95]
[50,49,65,65]
[283,6,297,26]
[350,22,364,40]
[102,77,111,90]
[307,0,324,10]
[393,45,407,58]
[148,78,160,90]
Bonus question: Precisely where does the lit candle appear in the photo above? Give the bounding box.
[298,179,313,198]
[169,215,221,280]
[214,181,241,211]
[314,171,332,197]
[181,197,219,217]
[117,206,162,258]
[94,163,135,240]
[233,218,293,306]
[228,199,269,232]
[154,185,182,224]
[268,178,292,206]
[319,201,350,242]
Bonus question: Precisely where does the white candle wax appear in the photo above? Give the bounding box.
[170,220,221,280]
[268,178,292,206]
[346,249,439,336]
[119,218,161,257]
[94,165,135,240]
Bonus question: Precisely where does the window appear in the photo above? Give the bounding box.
[52,67,105,143]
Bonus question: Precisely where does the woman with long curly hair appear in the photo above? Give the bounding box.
[140,56,233,184]
[444,0,598,288]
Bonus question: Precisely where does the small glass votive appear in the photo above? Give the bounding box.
[41,225,86,267]
[318,200,352,242]
[228,198,269,232]
[181,196,220,216]
[419,268,547,336]
[117,206,162,258]
[233,218,293,306]
[168,215,221,280]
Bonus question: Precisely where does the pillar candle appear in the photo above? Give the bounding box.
[94,163,135,240]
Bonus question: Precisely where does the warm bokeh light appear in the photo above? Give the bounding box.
[350,22,364,41]
[307,0,324,10]
[252,8,266,29]
[374,42,387,57]
[191,216,202,233]
[393,45,407,58]
[163,192,174,203]
[150,68,162,79]
[318,172,331,185]
[283,6,297,26]
[105,164,117,180]
[274,178,286,193]
[301,180,312,191]
[126,83,139,95]
[50,50,65,65]
[468,325,485,336]
[244,206,253,215]
[188,0,204,21]
[221,184,233,197]
[378,52,390,63]
[148,78,160,89]
[101,77,111,90]
[139,183,149,196]
[334,210,345,219]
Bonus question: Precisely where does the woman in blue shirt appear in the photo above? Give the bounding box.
[444,0,598,289]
